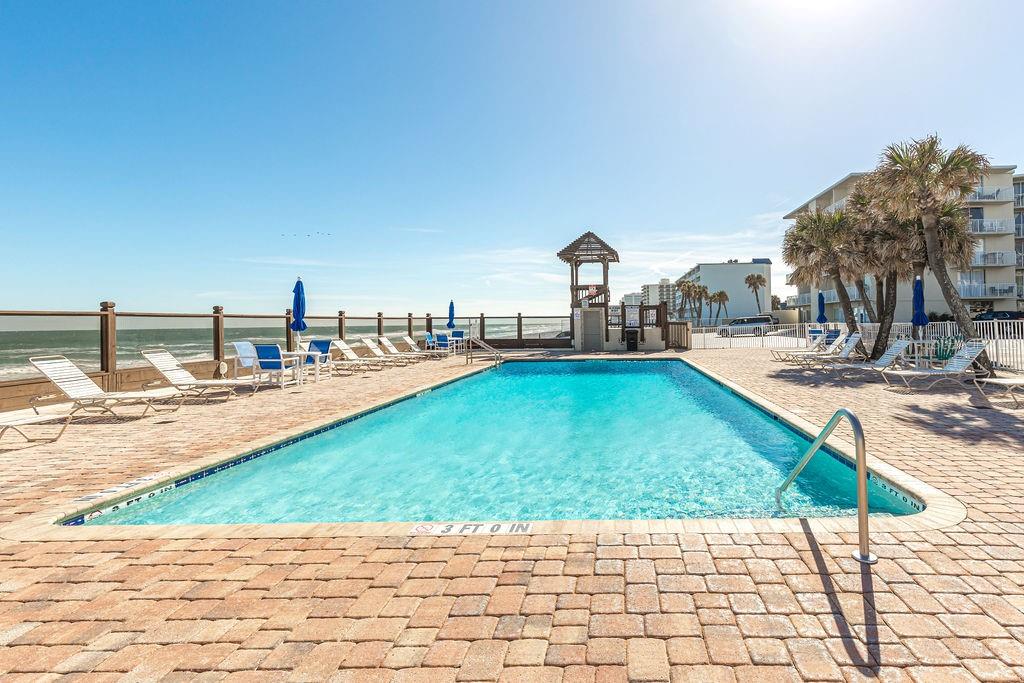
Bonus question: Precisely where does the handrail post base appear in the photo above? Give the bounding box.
[852,551,877,565]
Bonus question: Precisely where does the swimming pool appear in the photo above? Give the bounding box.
[81,360,919,525]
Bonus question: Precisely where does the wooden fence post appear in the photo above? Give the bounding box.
[407,313,414,337]
[517,313,523,344]
[285,309,294,352]
[212,306,225,376]
[99,301,117,390]
[338,310,346,340]
[660,302,668,344]
[377,312,384,336]
[426,314,433,334]
[479,313,485,340]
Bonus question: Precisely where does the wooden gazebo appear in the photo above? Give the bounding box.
[557,231,619,342]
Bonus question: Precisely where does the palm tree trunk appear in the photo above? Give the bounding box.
[920,215,992,375]
[752,288,761,313]
[874,272,885,323]
[869,271,899,360]
[855,277,877,323]
[832,273,860,333]
[715,303,722,323]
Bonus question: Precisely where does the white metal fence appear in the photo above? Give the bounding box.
[690,320,1024,370]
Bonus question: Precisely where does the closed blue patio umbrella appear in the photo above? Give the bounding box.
[911,277,929,327]
[815,292,828,324]
[446,300,456,329]
[290,278,308,332]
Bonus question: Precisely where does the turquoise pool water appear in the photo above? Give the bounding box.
[87,360,918,525]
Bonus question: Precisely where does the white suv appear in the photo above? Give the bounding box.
[717,315,775,337]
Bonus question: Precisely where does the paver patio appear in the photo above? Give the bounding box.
[0,349,1022,681]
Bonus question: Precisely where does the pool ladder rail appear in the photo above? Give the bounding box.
[465,336,503,366]
[775,407,877,565]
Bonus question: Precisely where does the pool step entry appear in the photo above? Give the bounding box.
[776,407,877,565]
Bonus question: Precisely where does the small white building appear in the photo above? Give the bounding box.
[677,259,773,321]
[620,292,644,306]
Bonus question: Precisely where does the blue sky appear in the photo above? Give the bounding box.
[3,0,1023,316]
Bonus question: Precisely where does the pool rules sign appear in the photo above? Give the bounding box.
[409,521,533,535]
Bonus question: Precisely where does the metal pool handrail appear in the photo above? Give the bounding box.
[465,337,503,366]
[775,407,877,565]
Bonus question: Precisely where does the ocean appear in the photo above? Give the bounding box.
[0,319,569,381]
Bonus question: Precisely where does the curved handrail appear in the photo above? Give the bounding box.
[465,337,503,366]
[776,407,877,565]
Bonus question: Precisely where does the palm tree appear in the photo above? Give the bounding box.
[744,273,766,314]
[711,290,729,322]
[697,285,711,323]
[770,294,781,311]
[675,279,694,319]
[874,134,991,371]
[782,209,861,335]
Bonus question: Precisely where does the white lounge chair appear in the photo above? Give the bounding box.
[360,338,413,366]
[141,348,261,398]
[881,340,989,390]
[378,336,429,361]
[331,339,390,370]
[829,339,913,380]
[793,333,862,368]
[779,333,847,364]
[29,355,182,417]
[770,334,825,362]
[402,335,448,358]
[973,375,1024,407]
[0,411,73,444]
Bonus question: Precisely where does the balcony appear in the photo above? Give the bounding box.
[1018,253,1024,267]
[957,282,1018,299]
[967,186,1014,203]
[970,251,1016,267]
[1016,222,1024,239]
[1015,193,1024,208]
[969,219,1014,235]
[791,293,811,307]
[820,286,866,304]
[824,197,848,213]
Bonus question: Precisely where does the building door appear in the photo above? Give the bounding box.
[582,310,603,352]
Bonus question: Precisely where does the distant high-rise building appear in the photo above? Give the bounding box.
[641,279,675,306]
[620,292,644,306]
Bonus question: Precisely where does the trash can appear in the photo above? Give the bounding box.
[625,329,639,352]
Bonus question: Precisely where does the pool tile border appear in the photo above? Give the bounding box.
[0,352,966,542]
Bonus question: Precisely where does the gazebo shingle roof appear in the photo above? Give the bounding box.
[556,231,620,263]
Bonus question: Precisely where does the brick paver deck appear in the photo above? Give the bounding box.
[1,350,1022,681]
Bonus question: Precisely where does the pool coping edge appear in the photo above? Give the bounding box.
[0,353,967,541]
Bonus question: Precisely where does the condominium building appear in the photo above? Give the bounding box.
[619,292,644,306]
[783,167,1023,321]
[675,259,773,320]
[641,279,675,307]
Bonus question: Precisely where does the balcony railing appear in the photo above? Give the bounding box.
[1015,193,1024,208]
[967,186,1014,202]
[957,282,1018,298]
[792,294,811,307]
[824,197,848,213]
[969,219,1014,234]
[1017,253,1024,267]
[970,251,1016,267]
[1016,222,1024,239]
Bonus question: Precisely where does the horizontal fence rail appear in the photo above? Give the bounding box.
[0,304,574,407]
